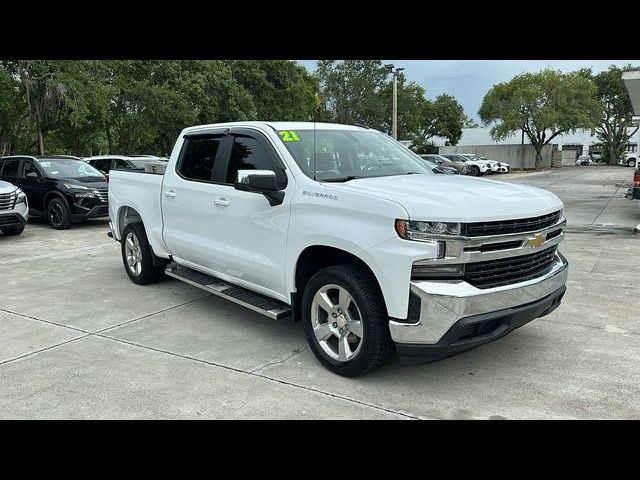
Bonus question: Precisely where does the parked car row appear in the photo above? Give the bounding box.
[0,154,167,234]
[419,154,510,176]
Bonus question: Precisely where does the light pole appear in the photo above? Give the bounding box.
[385,64,404,140]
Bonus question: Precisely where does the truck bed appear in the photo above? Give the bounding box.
[108,169,166,254]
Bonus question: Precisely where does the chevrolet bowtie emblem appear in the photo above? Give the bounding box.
[527,234,545,248]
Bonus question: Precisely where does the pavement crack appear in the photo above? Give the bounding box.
[93,294,212,335]
[0,334,90,366]
[0,308,91,334]
[249,347,307,374]
[94,333,418,420]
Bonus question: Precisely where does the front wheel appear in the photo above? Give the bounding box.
[628,158,636,168]
[302,264,394,377]
[121,223,166,285]
[47,198,71,230]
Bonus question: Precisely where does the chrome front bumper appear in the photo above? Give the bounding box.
[389,252,568,345]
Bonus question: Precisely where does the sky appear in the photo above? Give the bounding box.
[297,60,639,122]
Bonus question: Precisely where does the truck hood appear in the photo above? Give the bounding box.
[340,174,563,222]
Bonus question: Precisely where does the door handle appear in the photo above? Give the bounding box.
[164,190,177,198]
[213,197,230,206]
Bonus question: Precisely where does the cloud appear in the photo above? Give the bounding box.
[298,60,640,121]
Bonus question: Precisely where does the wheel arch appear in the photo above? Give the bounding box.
[43,190,70,210]
[116,205,143,238]
[291,245,386,322]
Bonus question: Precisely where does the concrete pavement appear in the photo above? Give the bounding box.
[1,165,639,419]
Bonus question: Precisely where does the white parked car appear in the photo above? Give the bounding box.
[576,155,593,166]
[108,121,568,376]
[0,179,28,235]
[442,154,490,176]
[622,152,637,168]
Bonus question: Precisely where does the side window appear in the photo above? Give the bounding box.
[21,161,40,177]
[113,159,131,169]
[226,135,285,187]
[95,159,112,173]
[2,159,20,178]
[178,135,223,182]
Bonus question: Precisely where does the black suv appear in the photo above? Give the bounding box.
[0,155,109,229]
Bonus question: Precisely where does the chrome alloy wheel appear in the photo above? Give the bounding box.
[310,284,364,362]
[124,231,143,276]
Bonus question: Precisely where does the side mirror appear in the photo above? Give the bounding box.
[235,170,285,206]
[26,172,39,179]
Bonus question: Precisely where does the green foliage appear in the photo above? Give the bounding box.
[0,67,24,155]
[585,65,639,164]
[479,69,600,168]
[0,60,317,156]
[315,60,467,146]
[315,60,390,126]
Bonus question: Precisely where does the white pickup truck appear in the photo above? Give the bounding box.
[108,122,568,376]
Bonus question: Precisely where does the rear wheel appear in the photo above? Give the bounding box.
[1,224,25,236]
[628,158,636,168]
[469,165,480,176]
[121,223,166,285]
[302,264,394,377]
[47,198,71,230]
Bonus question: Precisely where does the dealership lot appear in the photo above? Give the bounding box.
[1,166,639,419]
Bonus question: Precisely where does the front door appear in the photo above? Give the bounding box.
[204,129,292,299]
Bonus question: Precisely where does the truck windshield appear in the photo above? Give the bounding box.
[37,159,104,178]
[277,129,433,181]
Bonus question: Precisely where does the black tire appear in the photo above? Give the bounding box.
[469,165,480,176]
[47,197,72,230]
[302,264,394,377]
[121,222,166,285]
[1,224,25,236]
[628,158,636,168]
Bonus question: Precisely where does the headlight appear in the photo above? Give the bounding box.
[395,219,461,240]
[15,188,27,204]
[74,191,96,198]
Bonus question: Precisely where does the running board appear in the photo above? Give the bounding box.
[165,264,291,320]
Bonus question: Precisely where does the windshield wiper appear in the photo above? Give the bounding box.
[321,176,361,183]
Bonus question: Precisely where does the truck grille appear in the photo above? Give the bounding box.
[463,210,562,237]
[465,246,558,289]
[92,187,108,203]
[0,191,17,210]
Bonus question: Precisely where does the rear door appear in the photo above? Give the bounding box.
[161,131,229,269]
[0,158,21,186]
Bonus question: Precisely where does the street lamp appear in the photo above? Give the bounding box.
[385,64,405,140]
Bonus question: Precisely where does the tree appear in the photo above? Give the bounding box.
[228,60,317,121]
[315,60,389,127]
[582,65,639,165]
[3,61,69,155]
[0,67,25,156]
[410,93,466,151]
[464,116,479,128]
[479,69,600,169]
